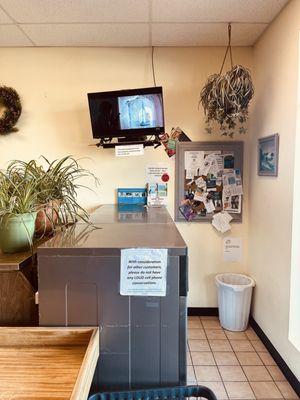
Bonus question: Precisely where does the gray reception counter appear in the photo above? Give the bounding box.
[38,205,188,392]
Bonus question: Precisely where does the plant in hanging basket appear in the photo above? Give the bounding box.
[200,65,254,137]
[199,24,254,137]
[0,86,22,135]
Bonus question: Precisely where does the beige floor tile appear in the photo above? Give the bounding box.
[187,365,196,382]
[198,381,228,400]
[258,351,277,366]
[250,381,283,399]
[242,365,272,381]
[224,381,255,399]
[251,340,268,352]
[230,340,255,352]
[225,331,248,340]
[189,316,201,320]
[194,365,222,382]
[219,366,247,382]
[235,352,263,366]
[266,366,286,381]
[189,328,206,339]
[202,319,223,329]
[206,329,227,340]
[189,339,210,351]
[214,352,239,366]
[188,319,203,328]
[201,316,219,320]
[275,381,299,399]
[191,351,215,366]
[245,328,259,341]
[209,339,232,352]
[187,351,192,366]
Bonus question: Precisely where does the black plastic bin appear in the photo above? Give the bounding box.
[89,385,217,400]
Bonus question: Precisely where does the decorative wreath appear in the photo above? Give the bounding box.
[0,86,22,135]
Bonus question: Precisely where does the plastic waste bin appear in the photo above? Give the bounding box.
[215,273,255,331]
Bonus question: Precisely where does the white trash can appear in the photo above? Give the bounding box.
[215,273,255,331]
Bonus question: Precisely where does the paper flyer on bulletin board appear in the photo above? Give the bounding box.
[120,248,168,296]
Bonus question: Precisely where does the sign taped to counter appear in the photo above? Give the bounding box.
[120,248,168,296]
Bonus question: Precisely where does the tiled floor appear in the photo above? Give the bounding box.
[187,316,299,400]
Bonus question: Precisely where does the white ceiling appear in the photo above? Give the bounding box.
[0,0,289,47]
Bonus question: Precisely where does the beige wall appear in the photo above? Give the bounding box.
[250,0,300,380]
[0,46,252,307]
[0,5,299,378]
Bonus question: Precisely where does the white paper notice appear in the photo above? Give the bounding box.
[185,151,204,170]
[146,164,169,207]
[120,248,168,296]
[212,211,233,233]
[146,164,169,183]
[205,199,216,213]
[186,168,198,179]
[223,237,243,262]
[115,144,144,157]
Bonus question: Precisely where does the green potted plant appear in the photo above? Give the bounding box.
[5,156,99,237]
[0,170,38,253]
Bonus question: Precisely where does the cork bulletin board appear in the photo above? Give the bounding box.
[175,141,244,223]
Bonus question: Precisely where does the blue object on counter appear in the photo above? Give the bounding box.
[117,188,147,205]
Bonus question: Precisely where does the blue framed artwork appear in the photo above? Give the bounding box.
[258,133,279,176]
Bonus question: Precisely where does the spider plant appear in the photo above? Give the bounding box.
[0,170,39,253]
[39,156,99,225]
[6,156,99,235]
[200,65,254,137]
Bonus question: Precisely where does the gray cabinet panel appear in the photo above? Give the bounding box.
[38,207,187,391]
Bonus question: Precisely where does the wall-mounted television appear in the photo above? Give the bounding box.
[87,86,164,139]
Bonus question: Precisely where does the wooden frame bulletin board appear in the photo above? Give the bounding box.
[175,141,244,223]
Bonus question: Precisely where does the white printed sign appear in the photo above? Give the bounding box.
[146,164,169,183]
[223,237,243,262]
[184,151,204,170]
[115,144,144,157]
[146,164,169,207]
[120,248,168,296]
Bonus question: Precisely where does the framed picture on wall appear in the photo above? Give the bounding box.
[258,133,279,176]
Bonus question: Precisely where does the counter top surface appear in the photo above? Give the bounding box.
[81,204,174,225]
[0,237,49,271]
[0,250,33,271]
[38,205,187,255]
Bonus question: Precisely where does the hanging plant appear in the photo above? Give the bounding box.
[0,86,22,135]
[200,24,254,137]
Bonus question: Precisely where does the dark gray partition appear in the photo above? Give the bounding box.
[37,205,188,392]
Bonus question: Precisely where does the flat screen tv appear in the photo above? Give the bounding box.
[87,86,164,139]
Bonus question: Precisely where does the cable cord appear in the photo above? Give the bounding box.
[219,23,234,75]
[151,46,157,87]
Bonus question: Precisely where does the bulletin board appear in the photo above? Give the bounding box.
[175,141,244,223]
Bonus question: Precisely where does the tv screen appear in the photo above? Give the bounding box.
[87,87,164,139]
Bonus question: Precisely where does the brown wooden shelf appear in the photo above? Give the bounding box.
[0,237,51,326]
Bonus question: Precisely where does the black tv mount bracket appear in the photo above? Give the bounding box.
[93,136,161,149]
